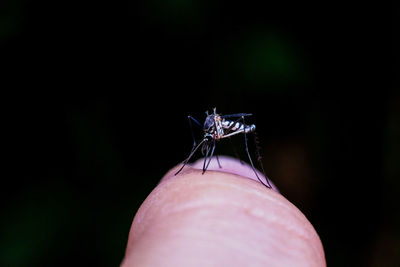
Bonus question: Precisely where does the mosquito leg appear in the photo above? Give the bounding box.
[254,132,273,188]
[175,116,203,176]
[205,140,217,171]
[183,115,200,162]
[187,115,199,148]
[188,115,202,127]
[175,139,206,175]
[216,154,222,168]
[202,142,211,174]
[207,138,221,168]
[242,116,271,188]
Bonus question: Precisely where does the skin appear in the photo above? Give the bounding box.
[122,156,326,267]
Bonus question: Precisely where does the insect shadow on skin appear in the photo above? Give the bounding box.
[175,108,272,189]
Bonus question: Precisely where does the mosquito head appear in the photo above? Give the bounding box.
[203,115,215,132]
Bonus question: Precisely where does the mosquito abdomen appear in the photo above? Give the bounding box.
[246,124,256,133]
[222,120,255,133]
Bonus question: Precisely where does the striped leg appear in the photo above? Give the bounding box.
[254,132,272,188]
[242,116,272,189]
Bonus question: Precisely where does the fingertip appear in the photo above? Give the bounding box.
[191,155,279,192]
[122,166,325,267]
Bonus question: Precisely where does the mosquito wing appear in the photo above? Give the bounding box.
[220,113,252,119]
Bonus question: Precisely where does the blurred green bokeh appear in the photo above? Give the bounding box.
[221,30,309,90]
[141,0,206,30]
[0,0,22,39]
[1,0,396,266]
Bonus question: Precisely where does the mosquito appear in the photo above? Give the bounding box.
[175,108,272,189]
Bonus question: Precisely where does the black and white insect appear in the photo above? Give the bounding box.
[175,108,272,189]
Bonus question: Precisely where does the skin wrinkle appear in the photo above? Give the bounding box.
[175,215,272,265]
[158,169,314,239]
[126,212,318,266]
[129,207,297,266]
[124,169,325,266]
[172,204,309,263]
[131,225,253,266]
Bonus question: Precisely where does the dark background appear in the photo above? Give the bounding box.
[1,0,398,266]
